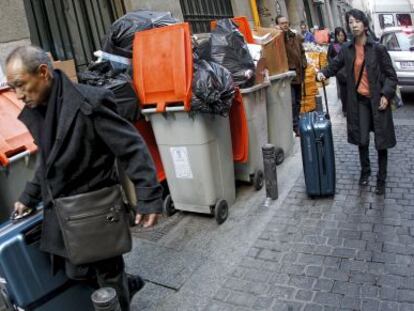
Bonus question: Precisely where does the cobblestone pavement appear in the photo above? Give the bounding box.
[205,89,414,310]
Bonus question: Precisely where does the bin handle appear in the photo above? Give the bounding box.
[4,150,31,166]
[142,106,186,115]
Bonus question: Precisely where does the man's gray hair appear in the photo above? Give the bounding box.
[5,45,53,74]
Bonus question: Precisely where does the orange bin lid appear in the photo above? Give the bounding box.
[134,119,166,182]
[133,23,193,113]
[211,16,255,44]
[0,89,37,166]
[229,89,249,163]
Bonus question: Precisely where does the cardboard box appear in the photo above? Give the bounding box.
[47,52,78,82]
[253,27,289,76]
[53,60,77,82]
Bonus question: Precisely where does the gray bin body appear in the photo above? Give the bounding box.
[147,111,235,214]
[234,83,269,182]
[0,153,37,222]
[266,71,296,157]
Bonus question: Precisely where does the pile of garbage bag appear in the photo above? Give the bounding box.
[191,58,236,116]
[103,10,178,58]
[78,60,140,123]
[209,19,255,88]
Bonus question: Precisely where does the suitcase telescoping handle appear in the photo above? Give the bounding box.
[321,81,330,120]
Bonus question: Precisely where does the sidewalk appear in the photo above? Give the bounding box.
[128,80,414,311]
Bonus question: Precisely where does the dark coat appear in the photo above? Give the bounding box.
[284,30,307,85]
[18,70,163,257]
[322,37,397,150]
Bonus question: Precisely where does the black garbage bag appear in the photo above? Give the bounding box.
[193,36,211,61]
[191,59,236,116]
[79,65,140,123]
[103,10,178,58]
[210,19,255,88]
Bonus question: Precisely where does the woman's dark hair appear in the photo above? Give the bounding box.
[334,27,347,43]
[345,9,369,33]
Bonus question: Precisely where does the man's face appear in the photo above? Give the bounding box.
[300,25,307,33]
[6,59,52,109]
[277,17,289,32]
[348,15,366,38]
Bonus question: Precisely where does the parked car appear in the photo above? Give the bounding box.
[381,26,414,92]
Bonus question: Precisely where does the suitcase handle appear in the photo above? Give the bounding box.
[321,81,330,120]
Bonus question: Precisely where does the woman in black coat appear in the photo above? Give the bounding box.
[318,9,397,195]
[327,27,348,116]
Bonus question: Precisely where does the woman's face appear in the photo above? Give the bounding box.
[337,31,346,43]
[348,15,366,38]
[337,31,345,43]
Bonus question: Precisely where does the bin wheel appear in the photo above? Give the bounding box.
[163,195,176,217]
[253,170,264,191]
[275,147,285,166]
[214,200,228,225]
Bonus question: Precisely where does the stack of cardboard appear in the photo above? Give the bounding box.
[47,52,78,82]
[252,27,289,76]
[301,64,318,113]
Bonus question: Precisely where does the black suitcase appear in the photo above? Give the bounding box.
[299,82,336,197]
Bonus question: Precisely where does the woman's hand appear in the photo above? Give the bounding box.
[378,96,389,111]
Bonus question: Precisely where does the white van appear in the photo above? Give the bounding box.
[369,0,414,39]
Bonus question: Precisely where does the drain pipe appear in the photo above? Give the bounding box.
[249,0,261,27]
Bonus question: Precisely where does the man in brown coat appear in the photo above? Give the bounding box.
[276,15,307,136]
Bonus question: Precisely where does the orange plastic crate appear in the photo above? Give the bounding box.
[133,23,193,112]
[0,90,37,166]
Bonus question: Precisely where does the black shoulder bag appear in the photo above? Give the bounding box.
[49,185,132,265]
[355,59,366,92]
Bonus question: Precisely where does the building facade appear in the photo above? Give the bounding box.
[0,0,353,76]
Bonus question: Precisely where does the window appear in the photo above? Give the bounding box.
[24,0,125,71]
[180,0,233,33]
[395,31,414,51]
[397,14,412,27]
[379,14,395,29]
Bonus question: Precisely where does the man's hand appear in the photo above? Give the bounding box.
[316,72,326,81]
[14,201,30,216]
[135,213,160,228]
[378,96,389,111]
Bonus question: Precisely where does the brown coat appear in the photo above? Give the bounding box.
[284,30,307,84]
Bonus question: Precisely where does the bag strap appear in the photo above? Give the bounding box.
[355,59,365,91]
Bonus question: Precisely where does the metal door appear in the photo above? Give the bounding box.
[180,0,234,33]
[24,0,125,71]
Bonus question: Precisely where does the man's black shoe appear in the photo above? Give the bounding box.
[359,171,370,186]
[375,180,386,195]
[128,274,145,300]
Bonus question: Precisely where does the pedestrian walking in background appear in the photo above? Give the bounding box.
[300,21,315,43]
[327,27,348,116]
[317,9,397,195]
[6,45,164,310]
[314,26,331,45]
[276,15,307,137]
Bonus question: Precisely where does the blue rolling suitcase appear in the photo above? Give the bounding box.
[299,82,336,197]
[0,209,94,310]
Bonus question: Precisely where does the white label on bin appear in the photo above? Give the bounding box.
[170,147,193,179]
